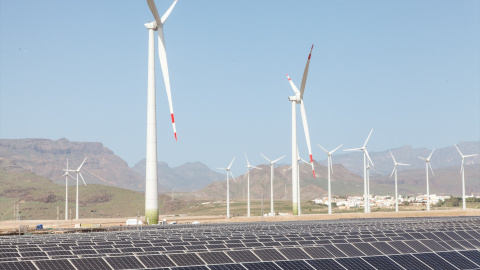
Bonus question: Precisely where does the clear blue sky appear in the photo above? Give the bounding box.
[1,1,479,176]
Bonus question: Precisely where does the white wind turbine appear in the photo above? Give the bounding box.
[344,129,374,213]
[286,44,316,215]
[390,151,410,212]
[64,157,87,220]
[59,159,76,220]
[418,149,435,211]
[244,153,261,217]
[144,0,179,225]
[454,144,478,210]
[261,154,285,216]
[218,157,236,218]
[317,144,343,214]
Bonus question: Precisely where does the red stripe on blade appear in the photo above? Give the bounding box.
[310,155,313,162]
[174,133,177,141]
[171,114,175,123]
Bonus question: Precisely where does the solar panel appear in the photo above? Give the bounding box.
[242,261,282,270]
[437,251,480,269]
[208,264,246,270]
[70,257,113,270]
[275,260,315,270]
[387,241,416,254]
[388,254,430,269]
[445,240,467,250]
[303,247,334,259]
[362,256,404,270]
[34,259,76,270]
[138,254,176,268]
[198,251,234,265]
[104,256,145,270]
[413,253,457,269]
[369,242,400,255]
[322,245,346,257]
[335,257,375,270]
[169,253,205,266]
[403,240,433,253]
[226,250,261,263]
[304,259,345,270]
[170,266,209,270]
[277,248,311,260]
[0,261,38,270]
[334,243,365,257]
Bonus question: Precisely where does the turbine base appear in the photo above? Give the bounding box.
[145,209,159,225]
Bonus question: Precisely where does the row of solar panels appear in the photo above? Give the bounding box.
[1,250,480,270]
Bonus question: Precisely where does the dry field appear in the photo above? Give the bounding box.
[1,209,479,234]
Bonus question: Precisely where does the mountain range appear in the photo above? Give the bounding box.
[0,138,479,197]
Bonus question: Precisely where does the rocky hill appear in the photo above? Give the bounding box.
[132,160,225,192]
[0,138,144,191]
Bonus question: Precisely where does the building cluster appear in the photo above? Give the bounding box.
[311,194,476,209]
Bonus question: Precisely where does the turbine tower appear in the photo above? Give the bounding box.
[418,149,435,211]
[454,144,478,210]
[261,154,285,216]
[244,153,261,217]
[389,151,410,212]
[317,144,343,214]
[218,157,236,218]
[60,159,76,220]
[286,45,316,215]
[344,129,374,213]
[145,0,178,225]
[65,157,87,220]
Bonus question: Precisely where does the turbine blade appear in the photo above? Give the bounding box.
[418,156,426,161]
[229,171,236,183]
[364,149,374,167]
[243,169,249,179]
[329,157,334,175]
[465,154,478,158]
[344,148,363,152]
[428,162,434,176]
[427,148,435,160]
[300,100,315,177]
[227,157,236,170]
[252,166,262,170]
[390,165,396,178]
[287,166,292,171]
[317,144,328,154]
[157,29,177,141]
[244,152,250,166]
[286,74,300,95]
[331,144,343,154]
[79,173,87,186]
[460,159,464,174]
[77,157,87,171]
[160,0,178,24]
[146,0,162,26]
[260,153,271,163]
[272,155,286,164]
[454,144,464,157]
[299,44,314,99]
[398,163,410,166]
[363,128,373,147]
[389,150,397,164]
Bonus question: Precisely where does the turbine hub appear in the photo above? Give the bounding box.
[144,21,158,30]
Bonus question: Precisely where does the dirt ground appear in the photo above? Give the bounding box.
[1,209,479,234]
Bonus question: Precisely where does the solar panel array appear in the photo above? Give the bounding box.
[0,216,480,269]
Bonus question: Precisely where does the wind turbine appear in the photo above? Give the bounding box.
[418,149,435,211]
[298,155,314,215]
[59,159,76,220]
[261,154,285,216]
[144,0,179,225]
[389,151,410,212]
[317,144,343,214]
[454,144,478,210]
[344,129,374,213]
[244,153,261,217]
[64,157,87,220]
[218,157,236,218]
[286,44,316,215]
